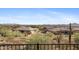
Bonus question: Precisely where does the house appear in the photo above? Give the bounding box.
[48,28,70,35]
[72,28,79,33]
[12,26,39,35]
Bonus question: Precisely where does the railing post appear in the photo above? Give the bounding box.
[37,43,39,50]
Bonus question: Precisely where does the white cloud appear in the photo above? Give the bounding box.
[48,11,79,24]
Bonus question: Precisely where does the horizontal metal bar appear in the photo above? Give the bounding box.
[0,44,79,45]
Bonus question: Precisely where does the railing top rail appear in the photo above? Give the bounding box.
[0,43,79,45]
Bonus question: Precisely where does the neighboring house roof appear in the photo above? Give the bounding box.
[13,26,38,31]
[48,27,79,34]
[72,28,79,31]
[48,28,69,32]
[13,26,30,31]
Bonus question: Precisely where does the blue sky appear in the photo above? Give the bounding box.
[0,8,79,24]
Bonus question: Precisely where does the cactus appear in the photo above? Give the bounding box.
[69,23,72,44]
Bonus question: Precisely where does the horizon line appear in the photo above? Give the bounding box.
[0,23,78,25]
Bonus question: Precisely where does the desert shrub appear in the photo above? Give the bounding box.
[12,31,25,37]
[0,28,8,37]
[27,32,55,44]
[74,33,79,44]
[73,33,79,49]
[0,28,24,37]
[45,32,55,37]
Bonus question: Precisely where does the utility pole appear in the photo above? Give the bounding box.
[69,23,72,44]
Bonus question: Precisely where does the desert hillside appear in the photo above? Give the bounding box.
[0,23,79,44]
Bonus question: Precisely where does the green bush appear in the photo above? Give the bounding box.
[12,31,25,37]
[0,28,24,37]
[74,33,79,44]
[27,32,55,44]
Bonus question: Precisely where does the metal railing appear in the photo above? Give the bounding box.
[0,44,79,50]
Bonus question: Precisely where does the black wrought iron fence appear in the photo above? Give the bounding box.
[0,44,79,50]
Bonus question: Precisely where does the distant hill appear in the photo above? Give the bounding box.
[0,23,79,29]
